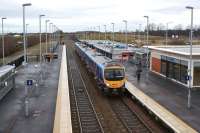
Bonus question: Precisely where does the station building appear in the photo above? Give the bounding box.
[82,40,147,62]
[149,45,200,88]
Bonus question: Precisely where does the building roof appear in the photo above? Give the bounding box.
[147,45,200,56]
[83,40,145,54]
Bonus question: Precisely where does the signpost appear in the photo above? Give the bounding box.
[24,79,33,117]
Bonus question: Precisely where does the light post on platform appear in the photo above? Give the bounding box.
[97,26,100,40]
[111,22,115,52]
[144,16,149,70]
[1,17,6,65]
[25,24,29,60]
[22,3,31,65]
[166,22,172,46]
[138,24,142,44]
[93,27,96,40]
[104,25,107,43]
[111,23,115,43]
[50,23,53,52]
[186,6,194,109]
[123,20,128,49]
[45,20,49,53]
[39,14,45,63]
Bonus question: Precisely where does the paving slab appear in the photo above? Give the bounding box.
[0,47,61,133]
[125,62,200,132]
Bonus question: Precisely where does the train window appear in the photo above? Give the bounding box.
[104,69,125,81]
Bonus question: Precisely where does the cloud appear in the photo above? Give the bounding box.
[1,0,200,32]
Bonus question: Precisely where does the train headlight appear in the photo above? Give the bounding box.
[106,83,110,87]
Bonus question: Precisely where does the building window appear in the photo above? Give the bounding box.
[180,60,188,84]
[174,61,181,81]
[193,62,200,86]
[161,56,167,76]
[161,60,167,76]
[160,55,187,84]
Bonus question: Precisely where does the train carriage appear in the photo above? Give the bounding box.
[75,42,126,95]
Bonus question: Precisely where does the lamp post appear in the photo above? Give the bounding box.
[138,24,142,44]
[111,22,115,52]
[123,20,128,49]
[144,16,149,69]
[25,23,29,60]
[49,23,52,52]
[104,25,107,43]
[45,20,49,53]
[39,14,45,63]
[166,22,172,46]
[186,6,194,109]
[53,25,55,48]
[1,17,6,65]
[22,3,31,65]
[97,26,100,40]
[93,27,95,40]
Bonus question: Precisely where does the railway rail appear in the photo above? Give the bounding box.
[109,98,151,133]
[66,45,104,133]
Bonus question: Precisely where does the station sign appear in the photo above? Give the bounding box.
[185,75,192,81]
[26,80,33,86]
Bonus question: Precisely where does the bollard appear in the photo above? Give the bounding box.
[25,98,29,117]
[35,83,39,97]
[25,85,28,96]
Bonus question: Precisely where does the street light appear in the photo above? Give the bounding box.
[49,22,52,52]
[111,22,115,52]
[97,26,100,40]
[93,27,96,40]
[49,23,53,49]
[123,20,128,49]
[1,17,6,65]
[138,24,142,44]
[39,14,45,63]
[53,25,56,47]
[22,3,32,65]
[45,20,49,53]
[186,6,194,109]
[166,22,172,46]
[25,23,29,61]
[104,25,107,43]
[144,15,149,70]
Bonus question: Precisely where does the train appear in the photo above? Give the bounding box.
[75,42,126,95]
[0,65,15,100]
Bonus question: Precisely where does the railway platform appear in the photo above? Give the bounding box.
[0,46,62,133]
[125,61,200,132]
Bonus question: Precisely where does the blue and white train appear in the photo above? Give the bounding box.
[75,42,126,95]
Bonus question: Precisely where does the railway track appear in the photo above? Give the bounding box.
[109,98,151,133]
[67,39,168,133]
[66,45,104,133]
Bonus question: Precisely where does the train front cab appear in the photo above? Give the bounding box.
[95,64,126,95]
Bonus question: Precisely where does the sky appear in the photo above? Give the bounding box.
[1,0,200,32]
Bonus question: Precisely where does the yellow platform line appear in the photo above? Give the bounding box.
[126,81,198,133]
[53,45,72,133]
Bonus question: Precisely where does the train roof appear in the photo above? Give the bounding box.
[75,42,112,66]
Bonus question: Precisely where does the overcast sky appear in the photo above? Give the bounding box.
[1,0,200,32]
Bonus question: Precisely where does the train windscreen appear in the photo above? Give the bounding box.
[104,68,125,81]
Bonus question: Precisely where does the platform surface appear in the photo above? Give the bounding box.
[0,47,61,133]
[125,61,200,132]
[126,81,197,133]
